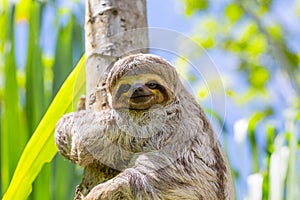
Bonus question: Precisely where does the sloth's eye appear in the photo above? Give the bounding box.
[119,84,131,93]
[146,80,159,89]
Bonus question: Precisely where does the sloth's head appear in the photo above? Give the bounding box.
[107,54,180,110]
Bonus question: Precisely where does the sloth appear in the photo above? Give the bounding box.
[55,54,234,199]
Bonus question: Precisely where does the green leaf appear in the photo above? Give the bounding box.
[23,3,50,197]
[262,125,276,199]
[15,0,31,22]
[267,24,282,40]
[3,55,86,200]
[184,0,208,16]
[1,5,27,195]
[52,14,81,200]
[25,1,44,134]
[194,36,214,49]
[248,109,272,172]
[225,3,243,23]
[53,14,74,94]
[249,66,269,90]
[246,34,267,56]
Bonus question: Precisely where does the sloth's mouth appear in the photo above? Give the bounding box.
[130,95,153,103]
[128,94,156,110]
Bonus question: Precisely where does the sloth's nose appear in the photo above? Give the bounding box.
[135,86,144,92]
[131,84,151,98]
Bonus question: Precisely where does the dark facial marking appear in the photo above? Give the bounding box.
[156,84,169,101]
[116,84,131,100]
[146,80,170,103]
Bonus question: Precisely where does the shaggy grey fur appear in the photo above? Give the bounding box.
[55,54,234,199]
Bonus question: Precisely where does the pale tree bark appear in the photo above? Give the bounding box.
[85,0,148,108]
[75,0,148,198]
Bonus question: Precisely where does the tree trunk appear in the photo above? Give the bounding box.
[85,0,148,107]
[75,0,148,198]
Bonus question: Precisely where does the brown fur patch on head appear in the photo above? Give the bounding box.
[107,54,180,99]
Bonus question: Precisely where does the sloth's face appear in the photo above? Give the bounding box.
[112,74,170,110]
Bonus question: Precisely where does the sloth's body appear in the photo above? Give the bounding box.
[55,54,234,199]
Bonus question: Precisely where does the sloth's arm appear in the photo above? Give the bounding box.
[84,168,159,200]
[54,111,108,167]
[84,148,180,200]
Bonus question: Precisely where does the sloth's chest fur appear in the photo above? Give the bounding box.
[109,104,183,151]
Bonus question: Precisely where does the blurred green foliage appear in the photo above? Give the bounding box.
[184,0,299,199]
[1,0,84,199]
[184,0,208,16]
[3,55,85,200]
